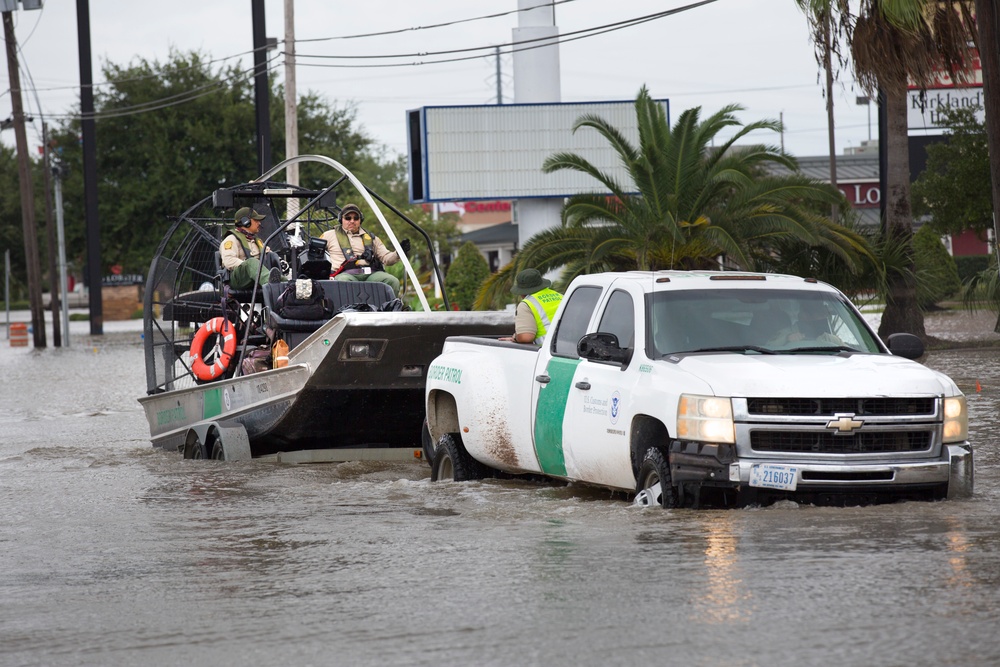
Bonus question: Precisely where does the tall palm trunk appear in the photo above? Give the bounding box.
[823,12,838,200]
[877,87,927,340]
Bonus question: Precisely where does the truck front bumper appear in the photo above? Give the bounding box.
[727,442,974,499]
[671,440,974,501]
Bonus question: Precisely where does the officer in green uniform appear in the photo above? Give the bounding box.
[508,269,563,345]
[219,207,278,289]
[320,203,409,295]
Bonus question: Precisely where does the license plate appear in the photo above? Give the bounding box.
[749,463,799,491]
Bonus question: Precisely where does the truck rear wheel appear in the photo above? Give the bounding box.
[421,419,435,468]
[636,447,678,508]
[431,433,487,482]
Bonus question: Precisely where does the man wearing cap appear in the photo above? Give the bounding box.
[219,206,278,289]
[505,269,563,345]
[321,203,410,295]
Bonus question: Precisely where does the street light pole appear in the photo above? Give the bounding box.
[41,121,62,347]
[53,167,70,346]
[3,10,45,348]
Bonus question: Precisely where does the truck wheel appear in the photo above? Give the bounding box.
[636,447,678,508]
[431,433,486,482]
[420,419,435,468]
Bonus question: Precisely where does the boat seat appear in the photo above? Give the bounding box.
[262,279,395,334]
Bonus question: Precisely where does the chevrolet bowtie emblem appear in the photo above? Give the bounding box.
[827,413,864,433]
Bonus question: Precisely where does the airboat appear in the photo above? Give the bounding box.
[138,155,509,461]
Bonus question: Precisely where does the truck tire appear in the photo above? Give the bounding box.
[636,447,678,508]
[421,419,435,468]
[431,433,487,482]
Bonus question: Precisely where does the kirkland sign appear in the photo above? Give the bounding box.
[907,54,984,130]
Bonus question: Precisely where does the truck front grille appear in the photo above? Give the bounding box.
[747,397,935,416]
[751,430,933,454]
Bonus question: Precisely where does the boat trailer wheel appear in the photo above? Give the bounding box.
[182,423,252,461]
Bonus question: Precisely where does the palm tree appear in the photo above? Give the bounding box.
[477,87,870,308]
[848,1,977,341]
[795,0,851,200]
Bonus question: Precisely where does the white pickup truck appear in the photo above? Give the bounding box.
[424,271,974,508]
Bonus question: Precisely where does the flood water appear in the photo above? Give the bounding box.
[2,314,999,666]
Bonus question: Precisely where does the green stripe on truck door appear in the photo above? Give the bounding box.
[533,357,579,476]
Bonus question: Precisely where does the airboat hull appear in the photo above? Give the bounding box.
[139,310,510,459]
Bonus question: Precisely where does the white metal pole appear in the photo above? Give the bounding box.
[432,203,442,300]
[4,249,9,339]
[54,171,70,346]
[284,0,299,218]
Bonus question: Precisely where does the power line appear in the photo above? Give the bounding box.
[295,0,580,44]
[2,0,582,96]
[294,1,720,68]
[17,1,719,123]
[41,57,282,122]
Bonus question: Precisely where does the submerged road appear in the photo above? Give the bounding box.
[1,311,998,666]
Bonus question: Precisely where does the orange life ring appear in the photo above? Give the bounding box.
[190,317,237,382]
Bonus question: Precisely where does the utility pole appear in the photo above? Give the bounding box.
[77,0,102,335]
[252,0,271,175]
[3,10,45,348]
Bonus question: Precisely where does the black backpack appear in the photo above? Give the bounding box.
[275,278,333,320]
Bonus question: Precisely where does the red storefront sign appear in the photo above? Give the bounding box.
[839,182,881,209]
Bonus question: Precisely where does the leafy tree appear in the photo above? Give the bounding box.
[478,87,868,307]
[911,105,991,236]
[446,241,490,310]
[45,50,383,277]
[0,142,59,301]
[0,145,25,296]
[912,223,961,307]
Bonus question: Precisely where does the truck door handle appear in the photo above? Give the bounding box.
[535,374,551,384]
[575,381,591,390]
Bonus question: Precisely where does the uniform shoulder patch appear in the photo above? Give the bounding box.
[223,240,233,250]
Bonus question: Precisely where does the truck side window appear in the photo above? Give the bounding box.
[552,286,602,358]
[597,290,634,350]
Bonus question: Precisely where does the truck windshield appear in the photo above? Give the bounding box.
[645,289,883,357]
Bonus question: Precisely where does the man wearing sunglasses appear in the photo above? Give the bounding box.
[321,203,410,295]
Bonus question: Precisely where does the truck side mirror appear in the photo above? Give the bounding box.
[578,332,628,365]
[886,333,924,359]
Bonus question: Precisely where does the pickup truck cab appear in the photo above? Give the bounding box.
[425,271,974,507]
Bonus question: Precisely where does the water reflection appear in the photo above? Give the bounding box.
[696,515,753,625]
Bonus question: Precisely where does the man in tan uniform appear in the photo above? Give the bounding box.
[220,207,278,289]
[504,269,563,345]
[321,203,409,295]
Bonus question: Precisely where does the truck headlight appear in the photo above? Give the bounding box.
[677,394,735,444]
[943,395,968,443]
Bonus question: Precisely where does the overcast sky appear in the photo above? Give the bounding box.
[1,0,880,167]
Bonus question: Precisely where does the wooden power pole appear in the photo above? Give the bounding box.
[3,10,46,348]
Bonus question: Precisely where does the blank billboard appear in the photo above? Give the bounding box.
[407,99,669,203]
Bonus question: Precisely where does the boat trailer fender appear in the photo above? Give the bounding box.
[182,421,252,461]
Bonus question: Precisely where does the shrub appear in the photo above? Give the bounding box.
[955,255,991,284]
[914,225,961,307]
[445,242,491,310]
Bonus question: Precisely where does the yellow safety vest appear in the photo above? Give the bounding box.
[523,288,563,345]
